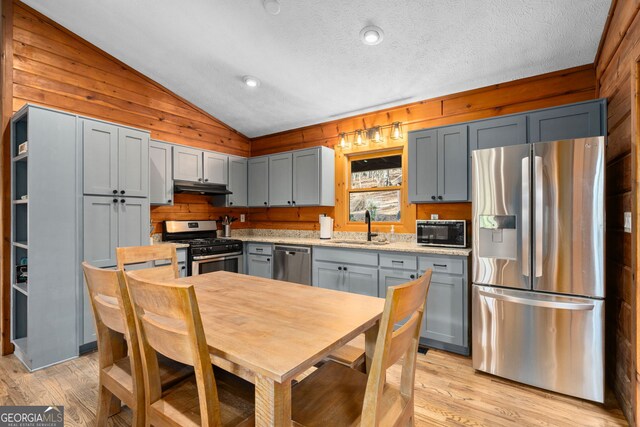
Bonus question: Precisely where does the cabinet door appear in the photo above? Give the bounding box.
[83,196,118,267]
[83,119,118,196]
[344,265,378,297]
[437,125,468,201]
[118,128,149,198]
[292,149,319,206]
[173,146,203,182]
[469,115,527,150]
[313,261,343,291]
[228,157,248,207]
[529,101,603,143]
[149,140,173,205]
[203,151,228,185]
[408,129,438,203]
[247,254,272,279]
[248,156,269,207]
[424,274,465,346]
[379,269,418,299]
[118,198,150,249]
[268,153,293,206]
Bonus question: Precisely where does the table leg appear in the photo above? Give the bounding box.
[365,320,380,373]
[255,374,292,427]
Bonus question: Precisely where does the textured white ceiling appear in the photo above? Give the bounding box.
[23,0,610,137]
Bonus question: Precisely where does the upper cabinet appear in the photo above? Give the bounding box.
[173,146,228,184]
[269,153,293,206]
[83,119,149,198]
[409,99,606,203]
[469,115,527,150]
[249,146,335,208]
[149,140,173,205]
[408,125,468,203]
[528,101,604,143]
[228,156,248,207]
[248,156,269,207]
[203,151,228,185]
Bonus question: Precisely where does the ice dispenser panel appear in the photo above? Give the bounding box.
[478,215,517,260]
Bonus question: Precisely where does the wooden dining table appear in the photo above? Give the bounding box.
[169,271,386,427]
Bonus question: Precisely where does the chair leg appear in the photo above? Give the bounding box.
[96,385,120,425]
[131,407,145,427]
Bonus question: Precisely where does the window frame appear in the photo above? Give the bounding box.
[346,149,404,226]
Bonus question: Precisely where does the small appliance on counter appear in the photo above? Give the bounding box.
[319,215,334,239]
[416,219,467,247]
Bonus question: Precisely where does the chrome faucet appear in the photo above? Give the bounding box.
[365,210,378,241]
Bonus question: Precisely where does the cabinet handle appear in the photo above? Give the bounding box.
[113,190,118,194]
[168,199,172,203]
[264,202,267,205]
[437,195,443,200]
[120,199,125,204]
[338,266,342,271]
[181,266,186,270]
[343,266,348,271]
[410,274,416,279]
[204,178,209,182]
[198,178,203,182]
[287,201,291,205]
[266,258,270,261]
[433,263,447,268]
[392,260,404,264]
[112,198,118,203]
[431,196,436,200]
[229,202,233,205]
[121,190,125,195]
[292,201,296,205]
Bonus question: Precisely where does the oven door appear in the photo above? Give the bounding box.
[192,253,244,275]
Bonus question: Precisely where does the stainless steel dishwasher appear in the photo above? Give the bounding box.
[273,245,312,285]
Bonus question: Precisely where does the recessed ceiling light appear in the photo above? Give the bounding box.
[263,0,281,15]
[360,25,384,45]
[243,75,260,88]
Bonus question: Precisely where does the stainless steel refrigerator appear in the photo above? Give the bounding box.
[471,136,605,403]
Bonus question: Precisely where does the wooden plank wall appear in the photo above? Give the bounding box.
[251,65,596,232]
[596,1,640,424]
[7,1,254,237]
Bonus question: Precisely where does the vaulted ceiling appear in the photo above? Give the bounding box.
[23,0,610,137]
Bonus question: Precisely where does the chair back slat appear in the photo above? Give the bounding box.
[94,294,126,334]
[361,269,432,426]
[130,265,176,282]
[126,270,223,426]
[116,245,179,279]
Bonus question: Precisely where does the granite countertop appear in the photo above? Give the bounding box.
[228,235,472,257]
[152,240,190,249]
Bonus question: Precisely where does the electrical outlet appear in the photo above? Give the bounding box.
[240,214,246,223]
[431,214,439,220]
[624,212,632,233]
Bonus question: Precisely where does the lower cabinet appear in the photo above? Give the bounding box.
[314,261,378,297]
[177,248,187,277]
[247,254,272,279]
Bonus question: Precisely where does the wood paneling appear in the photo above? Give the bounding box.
[596,0,640,423]
[251,65,596,233]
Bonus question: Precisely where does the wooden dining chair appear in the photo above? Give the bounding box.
[291,269,432,427]
[116,244,179,281]
[125,270,255,427]
[82,262,192,427]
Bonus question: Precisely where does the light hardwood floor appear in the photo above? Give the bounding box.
[0,349,628,426]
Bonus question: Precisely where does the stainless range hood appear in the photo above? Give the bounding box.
[173,179,232,196]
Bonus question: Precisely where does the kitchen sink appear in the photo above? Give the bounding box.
[330,239,389,246]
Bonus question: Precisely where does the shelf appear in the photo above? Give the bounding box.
[12,336,28,354]
[13,282,28,296]
[13,241,28,250]
[13,199,28,205]
[12,152,28,162]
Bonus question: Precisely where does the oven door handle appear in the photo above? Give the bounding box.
[192,251,243,261]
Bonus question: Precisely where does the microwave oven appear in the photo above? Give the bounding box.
[416,220,467,247]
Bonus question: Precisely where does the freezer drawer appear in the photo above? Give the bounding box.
[472,285,604,402]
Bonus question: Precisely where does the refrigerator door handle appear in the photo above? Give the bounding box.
[478,289,595,311]
[521,157,530,277]
[534,156,543,278]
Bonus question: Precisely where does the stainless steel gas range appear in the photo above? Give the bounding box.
[163,220,243,276]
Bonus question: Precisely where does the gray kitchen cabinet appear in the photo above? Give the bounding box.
[83,119,149,197]
[529,100,605,143]
[269,152,293,206]
[408,125,468,203]
[228,156,248,207]
[173,145,203,182]
[149,140,173,205]
[203,151,228,185]
[292,147,335,206]
[408,129,437,203]
[118,198,149,249]
[343,265,379,297]
[248,156,269,207]
[314,261,343,291]
[178,248,187,277]
[469,114,527,150]
[423,274,465,347]
[247,254,273,279]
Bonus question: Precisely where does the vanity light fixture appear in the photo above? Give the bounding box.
[390,122,403,140]
[369,126,384,143]
[339,132,351,149]
[354,129,367,146]
[243,75,260,88]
